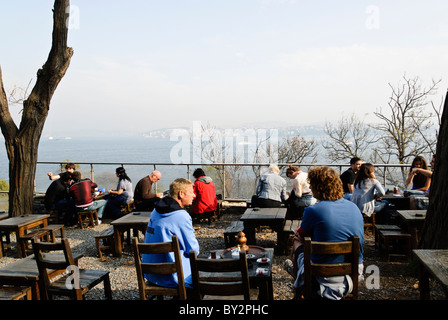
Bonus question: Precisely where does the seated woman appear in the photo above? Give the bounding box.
[285,165,316,219]
[285,166,364,300]
[254,164,287,208]
[409,154,435,210]
[351,163,388,217]
[106,167,134,218]
[405,156,431,191]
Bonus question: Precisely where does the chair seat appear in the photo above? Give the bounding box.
[48,269,111,297]
[144,283,182,298]
[41,224,65,242]
[77,210,98,229]
[94,227,116,259]
[0,286,32,300]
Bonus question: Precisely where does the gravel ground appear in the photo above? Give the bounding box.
[1,206,446,301]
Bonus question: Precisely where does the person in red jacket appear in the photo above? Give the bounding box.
[192,168,218,220]
[69,171,107,224]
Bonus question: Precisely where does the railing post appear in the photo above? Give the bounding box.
[154,164,157,193]
[90,163,94,182]
[221,165,226,200]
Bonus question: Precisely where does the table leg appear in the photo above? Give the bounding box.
[244,222,256,244]
[17,227,25,258]
[418,262,430,300]
[113,227,123,257]
[256,277,274,300]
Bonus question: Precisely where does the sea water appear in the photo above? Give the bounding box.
[0,136,185,193]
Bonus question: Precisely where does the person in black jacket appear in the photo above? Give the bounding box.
[44,172,74,225]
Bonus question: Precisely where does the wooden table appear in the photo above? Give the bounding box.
[382,194,410,210]
[204,247,274,300]
[110,211,151,257]
[0,214,50,258]
[413,249,448,300]
[0,212,8,221]
[397,210,426,249]
[240,207,287,252]
[0,253,83,300]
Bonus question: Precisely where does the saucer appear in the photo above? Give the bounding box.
[256,258,270,264]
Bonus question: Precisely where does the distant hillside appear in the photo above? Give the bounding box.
[141,124,326,139]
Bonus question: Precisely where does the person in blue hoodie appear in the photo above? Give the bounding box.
[142,178,200,289]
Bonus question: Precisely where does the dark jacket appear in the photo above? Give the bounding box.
[44,179,70,210]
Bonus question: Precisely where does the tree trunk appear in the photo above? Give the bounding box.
[0,0,73,217]
[419,90,448,249]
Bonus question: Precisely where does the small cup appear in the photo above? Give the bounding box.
[210,250,216,259]
[261,257,268,263]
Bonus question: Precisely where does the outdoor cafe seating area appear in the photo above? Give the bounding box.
[0,189,447,301]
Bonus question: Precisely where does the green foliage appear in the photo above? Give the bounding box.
[0,179,9,197]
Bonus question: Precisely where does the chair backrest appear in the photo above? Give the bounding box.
[132,235,186,300]
[189,250,251,300]
[32,239,80,300]
[303,236,360,300]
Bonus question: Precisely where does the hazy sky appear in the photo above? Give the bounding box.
[1,0,448,137]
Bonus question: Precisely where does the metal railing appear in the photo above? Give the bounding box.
[32,161,411,200]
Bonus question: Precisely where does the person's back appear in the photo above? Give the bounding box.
[118,178,133,202]
[70,178,96,208]
[257,173,287,202]
[351,178,385,216]
[193,175,217,214]
[300,198,364,264]
[44,178,69,210]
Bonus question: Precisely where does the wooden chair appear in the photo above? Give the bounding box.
[32,239,112,300]
[363,213,376,236]
[18,229,50,257]
[41,224,65,242]
[224,221,244,248]
[77,209,99,229]
[302,236,360,300]
[0,286,32,300]
[132,236,187,300]
[189,250,251,300]
[120,200,135,215]
[94,226,116,259]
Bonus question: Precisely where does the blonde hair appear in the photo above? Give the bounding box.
[169,178,193,199]
[268,164,280,174]
[307,166,344,201]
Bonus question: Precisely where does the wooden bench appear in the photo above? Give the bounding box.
[224,221,244,248]
[77,209,99,229]
[94,227,116,259]
[40,224,65,242]
[18,229,50,257]
[0,286,32,300]
[374,224,401,249]
[279,219,301,255]
[378,229,411,262]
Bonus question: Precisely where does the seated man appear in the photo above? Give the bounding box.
[143,178,200,289]
[47,162,76,181]
[340,157,362,200]
[134,170,163,211]
[285,166,364,300]
[69,171,107,223]
[44,171,74,225]
[192,168,218,217]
